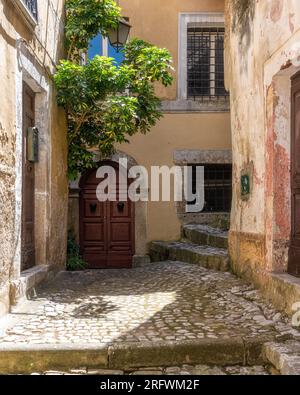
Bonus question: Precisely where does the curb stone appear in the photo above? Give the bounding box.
[0,335,274,374]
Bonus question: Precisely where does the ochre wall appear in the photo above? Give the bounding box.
[225,0,300,290]
[0,1,18,315]
[67,0,231,255]
[0,0,68,316]
[116,0,231,246]
[117,113,231,243]
[120,0,226,100]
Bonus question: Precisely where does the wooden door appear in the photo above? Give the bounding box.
[80,165,134,269]
[21,83,35,271]
[289,73,300,277]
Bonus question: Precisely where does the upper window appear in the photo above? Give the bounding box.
[13,0,38,25]
[88,33,125,66]
[178,13,228,105]
[187,27,227,101]
[23,0,38,21]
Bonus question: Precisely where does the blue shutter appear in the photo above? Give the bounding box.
[88,34,103,59]
[108,43,125,66]
[88,34,125,65]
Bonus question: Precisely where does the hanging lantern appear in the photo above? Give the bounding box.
[108,17,131,52]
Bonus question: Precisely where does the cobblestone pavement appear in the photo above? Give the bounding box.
[0,262,298,346]
[28,365,276,375]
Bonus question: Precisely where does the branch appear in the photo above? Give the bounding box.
[67,42,74,61]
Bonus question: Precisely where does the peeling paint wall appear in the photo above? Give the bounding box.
[225,0,300,286]
[0,0,67,316]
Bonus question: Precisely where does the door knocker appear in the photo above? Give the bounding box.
[90,203,97,213]
[117,202,125,212]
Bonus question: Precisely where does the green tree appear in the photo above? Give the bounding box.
[54,0,173,180]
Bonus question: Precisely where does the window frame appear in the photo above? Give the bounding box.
[187,163,232,213]
[178,12,225,101]
[87,34,126,66]
[187,26,227,100]
[12,0,38,27]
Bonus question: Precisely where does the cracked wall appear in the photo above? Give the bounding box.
[0,0,68,316]
[225,0,300,287]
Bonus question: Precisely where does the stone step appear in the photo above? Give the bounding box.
[182,224,228,249]
[263,341,300,375]
[150,241,230,272]
[0,336,273,374]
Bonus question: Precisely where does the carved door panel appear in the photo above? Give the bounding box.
[80,166,134,269]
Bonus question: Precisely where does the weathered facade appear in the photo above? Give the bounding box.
[0,0,68,316]
[225,0,300,314]
[69,0,232,266]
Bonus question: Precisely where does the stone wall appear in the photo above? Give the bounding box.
[0,0,68,316]
[225,0,300,311]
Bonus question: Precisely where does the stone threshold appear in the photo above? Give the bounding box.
[265,273,300,317]
[132,255,151,268]
[9,265,57,308]
[263,341,300,375]
[0,336,274,374]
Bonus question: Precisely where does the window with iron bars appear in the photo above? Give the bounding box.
[23,0,38,21]
[187,27,228,101]
[187,164,232,213]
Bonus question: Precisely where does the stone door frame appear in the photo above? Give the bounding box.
[264,34,300,275]
[10,42,52,306]
[69,151,149,266]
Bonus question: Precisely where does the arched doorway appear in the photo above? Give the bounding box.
[79,161,135,269]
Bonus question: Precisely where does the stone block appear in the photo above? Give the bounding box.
[108,339,245,369]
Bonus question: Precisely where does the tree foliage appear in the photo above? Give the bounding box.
[65,0,121,59]
[54,0,173,180]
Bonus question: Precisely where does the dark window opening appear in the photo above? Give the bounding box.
[24,0,38,21]
[187,27,228,101]
[188,164,232,212]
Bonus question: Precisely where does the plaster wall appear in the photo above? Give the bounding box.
[118,0,231,249]
[69,1,232,255]
[0,0,67,316]
[225,0,300,286]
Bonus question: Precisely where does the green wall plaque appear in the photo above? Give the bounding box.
[27,127,39,163]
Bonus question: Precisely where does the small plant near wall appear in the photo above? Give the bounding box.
[54,0,173,181]
[67,232,87,271]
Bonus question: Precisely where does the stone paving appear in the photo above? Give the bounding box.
[0,262,298,347]
[27,364,275,375]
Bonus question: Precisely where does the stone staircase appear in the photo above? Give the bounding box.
[150,224,230,272]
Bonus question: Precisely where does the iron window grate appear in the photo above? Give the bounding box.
[188,164,232,213]
[187,27,228,101]
[23,0,38,20]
